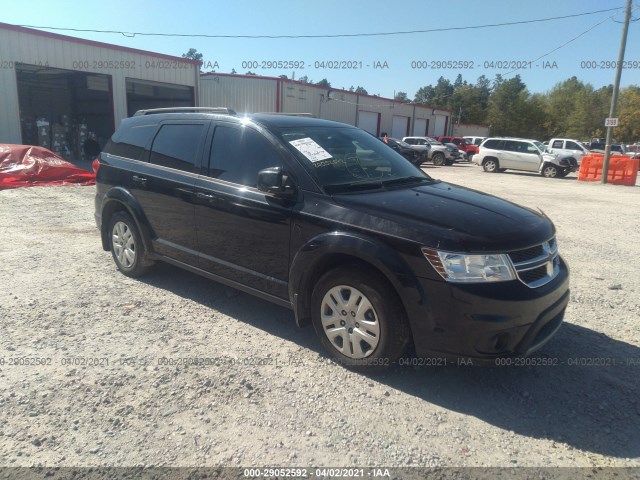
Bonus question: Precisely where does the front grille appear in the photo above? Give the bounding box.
[508,245,542,263]
[518,266,548,283]
[508,237,559,288]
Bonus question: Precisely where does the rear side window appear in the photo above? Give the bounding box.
[565,141,581,150]
[552,140,563,148]
[503,141,522,152]
[104,124,157,160]
[149,124,205,173]
[404,138,416,145]
[208,125,282,187]
[482,139,503,150]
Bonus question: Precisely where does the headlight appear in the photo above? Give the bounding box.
[422,248,516,283]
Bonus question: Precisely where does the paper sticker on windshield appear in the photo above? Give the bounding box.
[289,138,332,163]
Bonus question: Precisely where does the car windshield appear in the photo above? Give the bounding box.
[428,139,443,145]
[532,141,546,153]
[276,126,433,192]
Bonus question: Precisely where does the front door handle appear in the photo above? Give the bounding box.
[196,192,215,201]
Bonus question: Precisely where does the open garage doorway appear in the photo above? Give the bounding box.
[16,63,114,161]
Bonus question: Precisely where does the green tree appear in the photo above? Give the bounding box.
[395,91,409,101]
[181,48,203,61]
[617,86,640,142]
[486,75,533,137]
[316,78,331,87]
[544,76,594,139]
[354,86,368,94]
[414,77,453,108]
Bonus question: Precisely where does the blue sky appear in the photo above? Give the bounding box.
[2,0,639,98]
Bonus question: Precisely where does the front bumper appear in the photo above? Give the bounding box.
[406,257,570,362]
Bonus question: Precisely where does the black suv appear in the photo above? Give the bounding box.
[95,108,570,368]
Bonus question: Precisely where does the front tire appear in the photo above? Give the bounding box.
[432,152,445,166]
[541,163,559,178]
[108,212,154,277]
[311,266,411,370]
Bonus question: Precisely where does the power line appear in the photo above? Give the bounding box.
[14,7,624,39]
[501,5,638,77]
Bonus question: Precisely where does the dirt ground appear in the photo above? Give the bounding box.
[0,163,639,473]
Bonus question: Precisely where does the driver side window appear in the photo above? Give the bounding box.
[208,125,283,187]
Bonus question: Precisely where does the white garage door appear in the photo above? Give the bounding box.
[392,116,409,139]
[357,111,379,136]
[433,115,447,136]
[413,118,427,136]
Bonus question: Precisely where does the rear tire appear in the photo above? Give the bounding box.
[483,158,499,172]
[108,212,154,278]
[311,266,411,370]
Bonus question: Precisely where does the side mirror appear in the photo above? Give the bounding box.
[257,167,296,199]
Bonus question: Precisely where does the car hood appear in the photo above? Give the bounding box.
[331,180,554,252]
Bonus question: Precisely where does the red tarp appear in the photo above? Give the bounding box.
[0,144,96,189]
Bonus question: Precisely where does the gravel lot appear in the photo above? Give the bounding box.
[1,163,639,472]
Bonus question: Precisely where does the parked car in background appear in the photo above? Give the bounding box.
[626,144,640,159]
[588,142,639,158]
[474,137,578,178]
[546,138,589,165]
[403,136,454,166]
[436,136,479,160]
[385,138,420,165]
[442,142,465,163]
[463,136,486,147]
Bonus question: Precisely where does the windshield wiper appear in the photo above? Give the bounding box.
[324,180,384,193]
[381,176,431,187]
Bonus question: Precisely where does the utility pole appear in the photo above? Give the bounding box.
[602,0,632,184]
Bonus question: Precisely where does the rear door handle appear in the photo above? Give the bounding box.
[132,175,147,185]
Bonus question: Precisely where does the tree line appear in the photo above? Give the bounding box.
[406,74,639,143]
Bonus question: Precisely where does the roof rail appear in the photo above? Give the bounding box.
[256,112,315,117]
[133,107,237,116]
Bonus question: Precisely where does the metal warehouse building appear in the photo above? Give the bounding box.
[0,22,199,159]
[1,23,454,160]
[201,73,452,138]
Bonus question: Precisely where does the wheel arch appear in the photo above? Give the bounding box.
[289,232,423,335]
[100,188,154,253]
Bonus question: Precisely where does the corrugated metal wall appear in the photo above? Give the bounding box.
[199,74,451,136]
[0,24,199,144]
[200,74,278,113]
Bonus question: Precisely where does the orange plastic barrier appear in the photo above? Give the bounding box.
[578,154,639,186]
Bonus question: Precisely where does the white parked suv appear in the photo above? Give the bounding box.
[473,138,579,178]
[403,136,455,166]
